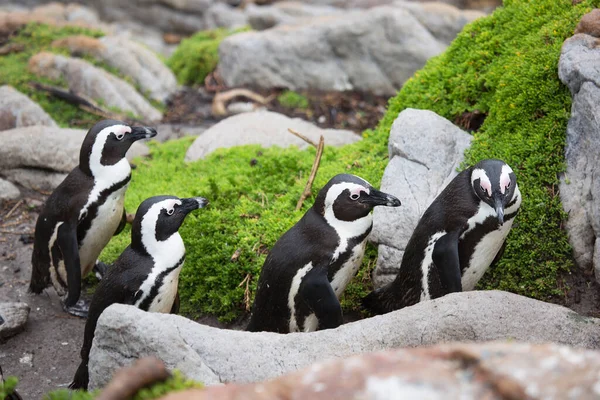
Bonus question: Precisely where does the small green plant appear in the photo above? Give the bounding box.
[167,28,248,85]
[277,90,310,109]
[0,375,19,399]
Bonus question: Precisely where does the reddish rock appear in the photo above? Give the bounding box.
[157,342,600,400]
[575,9,600,37]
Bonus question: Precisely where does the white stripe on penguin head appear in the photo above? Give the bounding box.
[499,164,513,194]
[471,168,491,197]
[323,181,373,261]
[89,125,131,177]
[140,199,185,266]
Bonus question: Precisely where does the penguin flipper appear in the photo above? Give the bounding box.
[301,268,342,331]
[113,209,127,236]
[432,231,462,294]
[57,222,85,314]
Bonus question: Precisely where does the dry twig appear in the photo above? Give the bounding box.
[238,273,252,311]
[211,88,272,117]
[4,199,23,220]
[0,230,33,235]
[288,128,325,211]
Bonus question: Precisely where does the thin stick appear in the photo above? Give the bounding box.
[287,128,318,147]
[211,88,271,117]
[4,199,23,219]
[238,273,252,312]
[0,230,33,235]
[295,135,324,211]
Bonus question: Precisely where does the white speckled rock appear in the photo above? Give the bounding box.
[0,85,57,131]
[370,108,472,288]
[0,302,30,340]
[28,52,162,122]
[88,291,600,389]
[0,178,20,202]
[184,111,360,161]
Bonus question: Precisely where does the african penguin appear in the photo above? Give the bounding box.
[246,174,401,333]
[69,195,208,390]
[29,119,157,318]
[363,159,521,314]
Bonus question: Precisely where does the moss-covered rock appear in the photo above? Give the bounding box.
[101,0,597,321]
[167,28,247,86]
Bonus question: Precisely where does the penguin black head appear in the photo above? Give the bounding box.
[470,159,518,225]
[313,174,401,222]
[79,119,158,176]
[131,195,208,253]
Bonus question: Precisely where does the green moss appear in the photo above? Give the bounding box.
[381,0,598,297]
[0,23,104,126]
[102,0,594,321]
[0,376,19,399]
[167,28,248,86]
[45,371,201,399]
[277,90,310,110]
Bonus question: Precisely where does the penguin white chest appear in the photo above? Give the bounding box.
[147,266,182,313]
[330,241,367,298]
[461,219,514,291]
[78,186,128,276]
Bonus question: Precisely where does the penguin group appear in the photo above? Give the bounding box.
[21,119,520,391]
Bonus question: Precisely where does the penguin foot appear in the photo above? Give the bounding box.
[62,299,89,319]
[93,261,110,280]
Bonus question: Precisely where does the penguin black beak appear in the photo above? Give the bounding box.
[180,197,209,214]
[130,126,158,141]
[494,197,504,225]
[361,189,401,207]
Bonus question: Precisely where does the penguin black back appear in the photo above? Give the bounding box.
[29,119,157,317]
[69,195,207,390]
[247,174,401,333]
[363,159,521,314]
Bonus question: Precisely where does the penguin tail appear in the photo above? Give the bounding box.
[69,362,89,391]
[361,286,394,316]
[29,253,50,294]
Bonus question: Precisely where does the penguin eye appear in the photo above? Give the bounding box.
[115,132,125,141]
[166,208,174,216]
[480,185,488,196]
[350,193,360,201]
[506,181,511,189]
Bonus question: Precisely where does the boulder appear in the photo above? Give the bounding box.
[0,302,30,340]
[393,1,485,45]
[370,109,472,288]
[218,6,446,95]
[558,28,600,282]
[28,52,162,122]
[53,35,178,103]
[246,2,344,31]
[203,3,248,30]
[88,290,600,388]
[184,111,359,161]
[0,86,57,131]
[0,126,150,190]
[158,342,600,400]
[0,178,20,202]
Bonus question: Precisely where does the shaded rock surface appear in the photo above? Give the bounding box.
[0,126,149,190]
[0,86,57,131]
[0,302,30,341]
[53,35,178,102]
[184,111,359,161]
[0,178,20,203]
[370,108,472,288]
[246,1,345,30]
[218,5,447,95]
[89,291,600,388]
[558,17,600,283]
[28,52,162,122]
[158,342,600,400]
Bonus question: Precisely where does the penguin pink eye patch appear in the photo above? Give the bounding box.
[349,186,369,199]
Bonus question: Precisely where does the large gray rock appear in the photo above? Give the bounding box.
[0,302,30,340]
[28,52,162,122]
[203,2,248,30]
[0,178,20,202]
[0,126,149,191]
[218,6,446,95]
[53,35,178,103]
[370,109,472,288]
[184,111,360,161]
[0,86,57,131]
[394,1,484,45]
[88,290,600,389]
[246,2,344,31]
[558,32,600,282]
